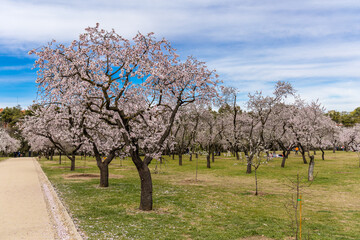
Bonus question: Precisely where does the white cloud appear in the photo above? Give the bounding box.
[1,0,360,111]
[0,65,33,71]
[2,0,360,44]
[206,40,360,111]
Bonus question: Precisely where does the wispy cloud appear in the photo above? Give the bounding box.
[1,0,360,110]
[2,0,360,44]
[0,65,33,71]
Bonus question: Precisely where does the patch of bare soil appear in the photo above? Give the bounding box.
[113,166,136,171]
[247,191,270,196]
[238,236,275,240]
[51,166,91,169]
[126,207,172,215]
[62,173,124,180]
[180,178,206,185]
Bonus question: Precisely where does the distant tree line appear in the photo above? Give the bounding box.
[326,107,360,127]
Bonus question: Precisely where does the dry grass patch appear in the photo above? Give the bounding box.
[238,236,275,240]
[125,206,172,216]
[62,173,124,180]
[51,166,91,169]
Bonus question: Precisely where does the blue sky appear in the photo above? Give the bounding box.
[1,0,360,111]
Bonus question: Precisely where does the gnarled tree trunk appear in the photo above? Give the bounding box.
[179,153,183,166]
[299,144,307,164]
[98,162,109,187]
[207,154,211,168]
[70,153,75,171]
[129,151,154,211]
[245,150,252,174]
[138,162,153,211]
[308,155,315,181]
[320,148,325,160]
[281,150,287,168]
[246,162,252,174]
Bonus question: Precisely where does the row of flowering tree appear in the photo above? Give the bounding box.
[172,85,339,169]
[165,84,343,194]
[21,24,360,210]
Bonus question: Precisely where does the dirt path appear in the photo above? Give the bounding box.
[0,157,82,240]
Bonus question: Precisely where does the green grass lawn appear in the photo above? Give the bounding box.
[0,157,9,162]
[39,151,360,240]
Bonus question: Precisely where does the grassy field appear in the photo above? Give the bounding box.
[39,151,360,240]
[0,157,9,162]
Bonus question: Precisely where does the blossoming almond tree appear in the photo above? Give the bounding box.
[21,103,126,187]
[243,81,295,173]
[312,114,336,160]
[20,104,86,171]
[339,126,358,151]
[0,128,20,154]
[288,100,329,180]
[348,125,360,167]
[30,24,219,210]
[264,103,296,168]
[221,86,243,160]
[172,106,201,166]
[80,106,126,187]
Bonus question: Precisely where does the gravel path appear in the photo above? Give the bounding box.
[0,157,82,240]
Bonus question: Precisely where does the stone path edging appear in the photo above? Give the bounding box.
[34,158,83,240]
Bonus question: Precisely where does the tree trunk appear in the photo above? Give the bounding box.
[138,164,153,211]
[98,162,109,187]
[195,155,198,182]
[70,153,75,171]
[320,148,325,160]
[246,161,252,174]
[196,153,198,159]
[299,144,307,164]
[308,155,315,181]
[179,153,183,166]
[211,151,215,163]
[236,151,240,160]
[59,152,62,165]
[301,151,307,164]
[281,150,287,168]
[189,152,192,161]
[313,150,316,155]
[172,153,175,160]
[245,151,252,173]
[255,168,258,196]
[206,154,211,168]
[333,145,336,153]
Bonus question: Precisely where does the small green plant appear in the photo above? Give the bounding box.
[283,173,315,239]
